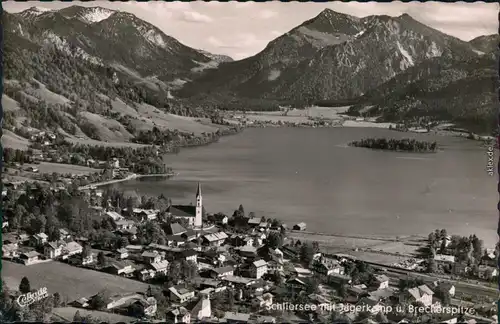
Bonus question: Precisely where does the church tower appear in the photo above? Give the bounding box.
[194,182,203,227]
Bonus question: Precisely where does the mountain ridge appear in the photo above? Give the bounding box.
[2,5,497,140]
[176,10,480,105]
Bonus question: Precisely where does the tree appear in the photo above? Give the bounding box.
[227,289,235,310]
[19,277,31,294]
[427,258,437,273]
[305,277,319,294]
[472,236,484,262]
[82,244,91,258]
[337,284,347,298]
[118,237,129,248]
[271,218,281,228]
[440,229,447,240]
[267,232,283,249]
[440,239,447,253]
[73,310,83,322]
[238,205,245,218]
[312,241,320,253]
[428,232,436,245]
[91,290,109,310]
[97,251,106,266]
[299,243,314,265]
[53,292,61,307]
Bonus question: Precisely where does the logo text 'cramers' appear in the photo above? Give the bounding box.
[17,287,49,307]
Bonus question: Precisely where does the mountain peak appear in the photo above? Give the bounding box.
[20,6,54,18]
[58,6,116,24]
[298,8,361,35]
[26,6,53,13]
[315,8,358,21]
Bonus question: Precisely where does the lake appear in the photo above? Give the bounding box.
[109,127,498,247]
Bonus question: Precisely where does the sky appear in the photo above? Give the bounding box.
[4,1,499,60]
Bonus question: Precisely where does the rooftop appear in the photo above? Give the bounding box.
[166,223,187,235]
[212,266,234,274]
[224,312,251,322]
[253,260,268,268]
[203,232,228,242]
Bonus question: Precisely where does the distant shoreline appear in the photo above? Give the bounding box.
[79,172,176,190]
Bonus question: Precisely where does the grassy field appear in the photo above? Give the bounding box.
[3,261,150,302]
[30,80,71,106]
[364,240,424,257]
[287,232,425,264]
[287,232,391,251]
[348,250,413,265]
[228,107,399,129]
[65,137,150,148]
[23,162,101,175]
[52,307,136,323]
[80,111,134,142]
[2,129,30,150]
[3,94,21,112]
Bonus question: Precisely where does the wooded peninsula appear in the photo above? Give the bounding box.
[349,138,438,152]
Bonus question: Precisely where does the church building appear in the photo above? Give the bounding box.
[166,182,205,228]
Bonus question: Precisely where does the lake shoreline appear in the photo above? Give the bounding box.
[108,126,497,247]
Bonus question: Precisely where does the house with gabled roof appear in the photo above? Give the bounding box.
[169,285,195,304]
[106,261,135,277]
[138,268,156,282]
[61,241,83,259]
[142,250,162,264]
[106,211,124,222]
[405,284,434,307]
[202,232,228,247]
[250,259,268,279]
[116,248,129,259]
[20,251,40,265]
[209,266,234,279]
[150,260,169,276]
[44,241,64,259]
[31,233,48,247]
[59,228,71,240]
[2,243,19,259]
[371,274,390,290]
[311,256,344,276]
[166,306,190,324]
[247,218,261,227]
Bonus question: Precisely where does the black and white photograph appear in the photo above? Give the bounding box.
[1,1,498,323]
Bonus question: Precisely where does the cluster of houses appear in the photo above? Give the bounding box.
[30,130,58,146]
[2,229,83,265]
[431,235,499,281]
[3,182,497,323]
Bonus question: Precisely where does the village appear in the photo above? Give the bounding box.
[1,176,499,324]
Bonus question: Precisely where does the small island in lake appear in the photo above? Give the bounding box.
[349,137,438,152]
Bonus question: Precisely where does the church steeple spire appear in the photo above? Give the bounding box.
[194,182,203,228]
[196,182,202,197]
